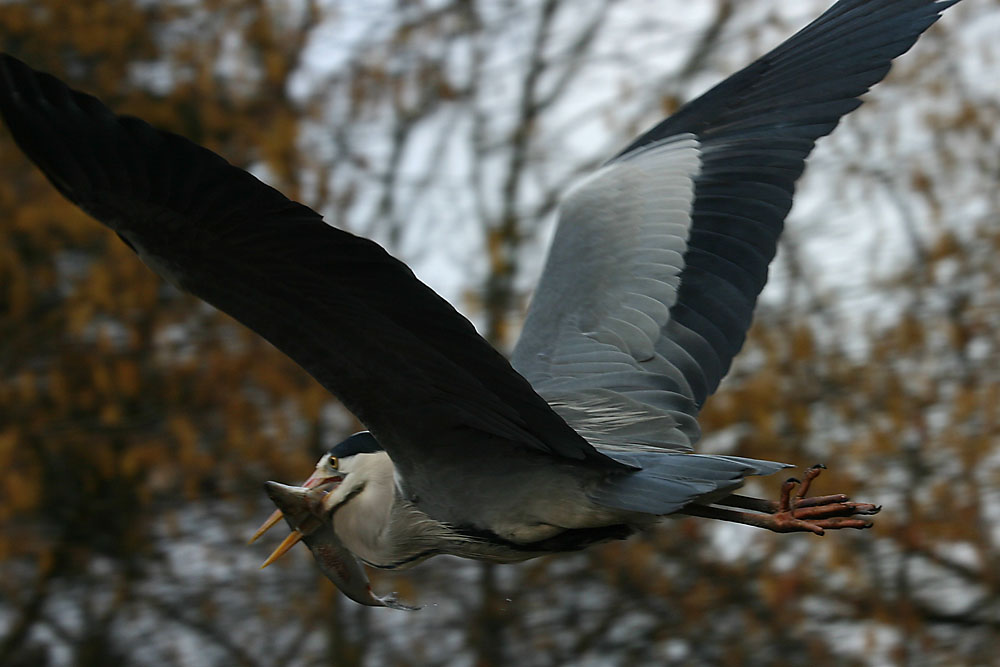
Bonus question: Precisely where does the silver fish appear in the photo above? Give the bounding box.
[264,481,419,611]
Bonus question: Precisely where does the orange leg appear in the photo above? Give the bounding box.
[683,465,880,535]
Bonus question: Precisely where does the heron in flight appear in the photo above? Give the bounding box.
[0,0,960,610]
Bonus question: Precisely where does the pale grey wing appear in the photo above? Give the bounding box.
[512,0,960,457]
[512,136,705,452]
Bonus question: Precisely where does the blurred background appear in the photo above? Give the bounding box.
[2,0,1000,665]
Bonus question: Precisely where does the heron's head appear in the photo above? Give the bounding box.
[249,432,415,609]
[248,432,384,557]
[304,431,383,492]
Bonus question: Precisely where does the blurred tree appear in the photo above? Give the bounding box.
[0,0,352,664]
[2,0,999,666]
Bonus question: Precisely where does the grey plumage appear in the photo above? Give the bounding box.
[513,0,960,515]
[0,0,958,609]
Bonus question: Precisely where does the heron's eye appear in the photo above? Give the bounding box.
[328,455,339,469]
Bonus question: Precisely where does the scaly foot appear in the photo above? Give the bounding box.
[684,464,881,535]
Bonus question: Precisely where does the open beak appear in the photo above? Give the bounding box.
[252,469,342,567]
[247,509,285,545]
[259,529,304,568]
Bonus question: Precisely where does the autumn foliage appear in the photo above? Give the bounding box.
[2,1,999,666]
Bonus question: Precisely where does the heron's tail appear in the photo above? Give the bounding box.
[588,451,790,516]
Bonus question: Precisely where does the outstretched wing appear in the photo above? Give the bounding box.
[512,0,959,453]
[0,53,622,473]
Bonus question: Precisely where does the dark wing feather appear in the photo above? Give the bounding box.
[513,0,959,454]
[616,0,960,402]
[0,53,622,472]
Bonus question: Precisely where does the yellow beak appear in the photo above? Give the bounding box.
[247,509,283,545]
[259,529,304,569]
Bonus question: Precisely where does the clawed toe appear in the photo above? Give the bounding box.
[793,493,850,509]
[702,464,881,535]
[768,466,879,535]
[792,501,880,519]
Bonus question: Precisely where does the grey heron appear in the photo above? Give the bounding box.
[0,0,960,611]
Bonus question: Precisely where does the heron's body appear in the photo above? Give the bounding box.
[270,432,781,576]
[0,0,963,609]
[323,450,639,568]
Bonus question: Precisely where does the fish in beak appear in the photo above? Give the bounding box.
[262,481,418,611]
[248,466,340,546]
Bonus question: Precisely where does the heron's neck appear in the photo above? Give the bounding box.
[331,453,449,569]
